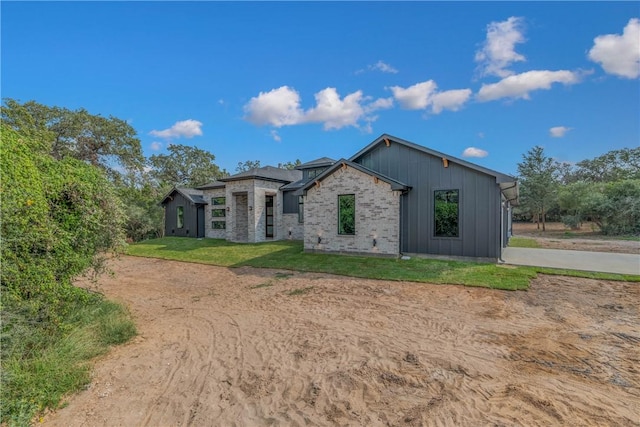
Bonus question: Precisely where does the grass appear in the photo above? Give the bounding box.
[1,298,136,426]
[287,286,314,296]
[127,238,640,291]
[508,237,540,248]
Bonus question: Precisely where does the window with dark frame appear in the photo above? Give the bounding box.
[298,196,304,223]
[212,208,226,217]
[338,194,355,235]
[434,189,459,237]
[211,196,226,205]
[212,221,226,230]
[177,206,184,229]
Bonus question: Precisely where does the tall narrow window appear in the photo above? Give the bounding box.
[434,190,459,237]
[177,206,184,229]
[338,194,355,235]
[298,196,304,223]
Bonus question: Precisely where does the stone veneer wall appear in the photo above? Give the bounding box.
[304,165,401,256]
[202,189,227,239]
[282,214,304,240]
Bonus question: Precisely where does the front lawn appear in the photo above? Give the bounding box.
[126,238,639,291]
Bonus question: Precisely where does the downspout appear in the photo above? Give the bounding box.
[499,200,505,263]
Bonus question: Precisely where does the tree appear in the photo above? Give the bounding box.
[278,159,301,170]
[1,98,145,180]
[570,147,640,183]
[236,159,261,173]
[517,146,560,231]
[149,144,224,188]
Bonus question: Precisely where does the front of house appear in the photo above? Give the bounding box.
[161,134,518,261]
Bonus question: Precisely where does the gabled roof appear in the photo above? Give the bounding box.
[350,134,517,184]
[295,159,409,196]
[280,178,307,191]
[218,166,302,184]
[160,187,208,206]
[295,157,336,170]
[196,180,226,190]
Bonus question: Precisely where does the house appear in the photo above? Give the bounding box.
[297,135,518,260]
[161,134,518,261]
[159,187,208,238]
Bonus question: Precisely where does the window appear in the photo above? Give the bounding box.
[177,206,184,229]
[338,194,355,235]
[212,208,226,218]
[212,221,226,230]
[434,189,459,237]
[298,196,304,223]
[212,196,226,205]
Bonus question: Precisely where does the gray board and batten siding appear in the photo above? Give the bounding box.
[350,135,517,259]
[161,188,207,238]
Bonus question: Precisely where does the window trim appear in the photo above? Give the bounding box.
[177,206,184,229]
[211,220,226,230]
[433,188,460,238]
[212,208,226,218]
[211,196,226,206]
[298,195,304,223]
[337,194,356,236]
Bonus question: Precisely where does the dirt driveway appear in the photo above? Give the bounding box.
[43,256,639,426]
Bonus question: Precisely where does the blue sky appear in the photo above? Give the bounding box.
[2,2,639,176]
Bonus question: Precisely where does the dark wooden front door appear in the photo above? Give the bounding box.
[265,195,274,238]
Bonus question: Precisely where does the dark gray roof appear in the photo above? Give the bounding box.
[219,166,302,184]
[160,187,208,206]
[196,180,226,190]
[280,178,307,191]
[295,159,409,195]
[295,157,336,170]
[350,134,517,184]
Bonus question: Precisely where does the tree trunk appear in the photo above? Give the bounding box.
[542,207,546,231]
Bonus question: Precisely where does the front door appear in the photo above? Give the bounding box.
[265,195,274,238]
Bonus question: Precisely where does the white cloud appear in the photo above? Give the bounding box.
[549,126,572,137]
[149,119,203,139]
[389,80,438,110]
[244,86,393,131]
[370,60,399,74]
[588,18,640,79]
[475,17,526,78]
[150,141,162,151]
[431,89,473,113]
[270,129,281,142]
[305,88,365,130]
[476,70,580,102]
[243,86,304,127]
[462,147,489,158]
[389,80,471,113]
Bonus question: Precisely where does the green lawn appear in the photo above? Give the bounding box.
[126,238,639,291]
[508,237,540,248]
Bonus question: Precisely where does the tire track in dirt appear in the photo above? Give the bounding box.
[42,257,639,426]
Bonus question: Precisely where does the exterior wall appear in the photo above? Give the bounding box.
[354,141,502,259]
[202,188,227,239]
[283,213,304,240]
[304,166,400,256]
[223,179,285,242]
[163,192,200,238]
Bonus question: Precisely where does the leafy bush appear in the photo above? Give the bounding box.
[1,124,133,424]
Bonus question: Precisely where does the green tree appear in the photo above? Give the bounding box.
[278,159,302,170]
[1,98,145,181]
[149,144,224,188]
[517,146,560,231]
[236,159,261,173]
[570,147,640,183]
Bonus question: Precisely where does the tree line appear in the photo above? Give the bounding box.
[517,145,639,235]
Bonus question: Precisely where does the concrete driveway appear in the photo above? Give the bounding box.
[502,247,640,275]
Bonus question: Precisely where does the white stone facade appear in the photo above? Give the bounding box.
[202,188,227,239]
[303,165,401,256]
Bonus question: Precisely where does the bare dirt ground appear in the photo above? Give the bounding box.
[43,256,639,427]
[512,222,639,254]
